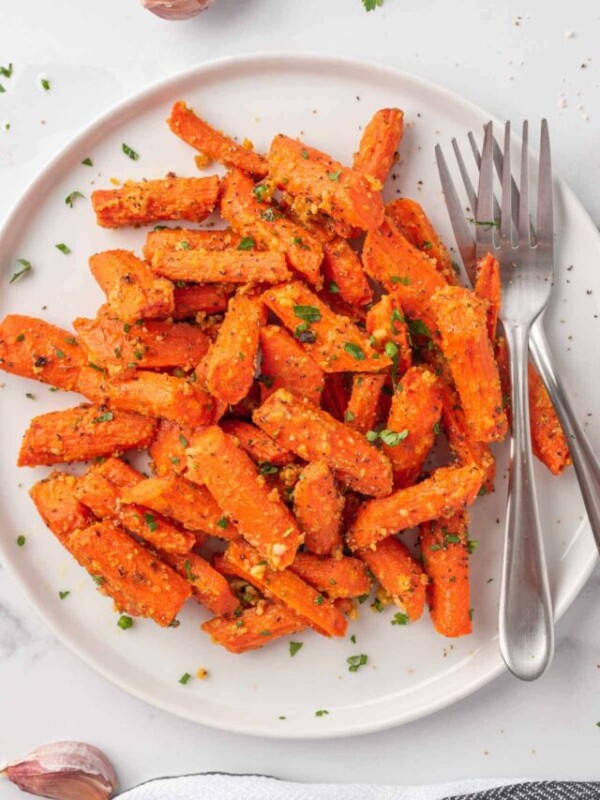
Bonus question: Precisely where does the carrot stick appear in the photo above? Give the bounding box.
[18,404,156,467]
[167,101,268,178]
[292,460,344,555]
[320,373,350,422]
[473,252,501,341]
[30,472,94,545]
[345,373,387,434]
[163,551,240,616]
[186,426,301,569]
[261,281,390,373]
[321,238,372,307]
[202,601,306,654]
[143,227,242,262]
[290,552,371,599]
[173,283,234,319]
[149,419,197,476]
[220,419,294,466]
[89,250,174,323]
[0,314,85,391]
[253,388,393,497]
[366,295,412,375]
[91,175,220,228]
[429,285,507,443]
[258,324,325,406]
[268,134,384,231]
[353,108,404,184]
[150,248,290,284]
[222,539,347,638]
[358,536,427,621]
[420,511,472,637]
[347,463,485,551]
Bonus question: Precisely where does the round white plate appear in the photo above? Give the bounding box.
[0,54,598,739]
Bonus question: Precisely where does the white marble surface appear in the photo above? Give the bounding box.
[1,0,600,795]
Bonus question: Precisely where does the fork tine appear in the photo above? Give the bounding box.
[434,143,476,282]
[518,120,530,243]
[536,119,553,247]
[500,121,512,240]
[469,130,502,224]
[451,138,478,214]
[475,121,496,250]
[493,131,521,230]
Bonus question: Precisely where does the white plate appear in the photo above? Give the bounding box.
[0,53,598,739]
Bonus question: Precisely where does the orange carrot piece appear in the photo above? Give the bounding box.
[203,601,306,653]
[382,367,443,487]
[68,520,191,626]
[73,305,210,372]
[253,389,393,497]
[358,536,427,621]
[0,314,85,391]
[429,285,507,443]
[220,419,294,466]
[290,552,371,599]
[268,134,384,231]
[420,511,472,637]
[353,108,404,184]
[30,472,94,545]
[18,404,155,467]
[167,101,268,178]
[150,248,290,284]
[345,373,387,434]
[366,295,412,375]
[149,419,197,476]
[222,539,347,638]
[143,227,241,262]
[385,198,457,285]
[473,252,501,341]
[220,169,324,285]
[321,238,372,307]
[261,281,390,374]
[89,250,174,323]
[293,460,344,555]
[347,463,485,551]
[205,294,263,405]
[320,373,350,422]
[76,365,214,426]
[186,426,301,568]
[173,283,234,319]
[259,325,325,406]
[91,175,220,228]
[163,551,239,616]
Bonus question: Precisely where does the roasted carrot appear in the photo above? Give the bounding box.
[420,511,472,637]
[222,539,347,638]
[202,602,306,654]
[261,281,390,373]
[0,314,85,391]
[163,552,239,616]
[365,295,412,375]
[220,419,294,466]
[186,426,301,569]
[30,472,94,545]
[220,169,323,285]
[320,373,350,422]
[347,463,485,551]
[150,248,290,285]
[76,365,214,426]
[290,552,371,599]
[143,227,242,262]
[167,101,268,178]
[253,388,393,497]
[91,175,220,228]
[321,238,372,307]
[353,108,404,184]
[473,252,501,341]
[293,460,344,555]
[358,536,427,621]
[429,285,507,443]
[89,250,174,323]
[205,293,263,405]
[345,373,387,434]
[259,325,325,405]
[18,404,155,467]
[149,419,197,476]
[173,283,234,319]
[268,134,384,231]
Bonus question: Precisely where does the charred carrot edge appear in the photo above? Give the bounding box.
[473,252,501,341]
[320,373,350,422]
[347,463,485,551]
[186,426,301,569]
[68,520,191,627]
[254,388,393,498]
[385,198,457,285]
[76,365,214,427]
[220,169,324,285]
[259,325,325,406]
[73,306,210,372]
[0,314,85,391]
[345,373,387,434]
[150,248,291,284]
[290,552,371,599]
[353,108,404,184]
[91,175,220,229]
[202,601,306,654]
[17,404,156,467]
[382,367,443,488]
[366,295,412,375]
[143,227,242,262]
[220,419,295,467]
[261,281,390,374]
[168,101,268,178]
[205,294,263,405]
[268,134,384,232]
[173,283,234,319]
[358,536,427,621]
[429,285,507,443]
[293,460,344,555]
[30,472,94,545]
[89,250,174,323]
[164,551,240,616]
[321,238,372,307]
[149,419,197,477]
[222,539,347,638]
[420,511,472,637]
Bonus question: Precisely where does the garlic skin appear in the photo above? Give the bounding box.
[141,0,215,20]
[4,741,117,800]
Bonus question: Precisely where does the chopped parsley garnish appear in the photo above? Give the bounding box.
[16,535,26,547]
[114,346,122,359]
[478,485,488,497]
[65,191,84,208]
[237,236,255,251]
[469,608,474,620]
[362,0,384,9]
[294,323,317,344]
[260,207,281,222]
[384,340,400,389]
[117,615,133,630]
[344,409,356,422]
[144,513,158,533]
[10,258,32,284]
[92,411,113,424]
[0,63,13,78]
[216,516,229,529]
[92,575,105,585]
[81,157,93,166]
[40,78,51,91]
[433,421,441,435]
[123,323,131,333]
[122,142,139,160]
[293,304,321,324]
[350,634,357,643]
[467,540,479,554]
[407,319,432,338]
[260,630,272,637]
[65,337,78,346]
[16,333,25,342]
[468,218,499,230]
[54,348,65,359]
[257,373,274,389]
[379,428,409,446]
[179,241,190,250]
[0,84,5,94]
[301,149,309,160]
[184,560,197,582]
[55,243,71,254]
[179,434,189,447]
[179,672,192,685]
[327,170,342,182]
[252,184,268,202]
[328,280,340,294]
[315,709,329,717]
[314,594,325,605]
[422,241,433,250]
[289,641,303,657]
[347,654,368,672]
[87,361,105,372]
[371,598,384,613]
[59,590,70,600]
[25,392,35,400]
[391,612,409,626]
[170,456,180,465]
[429,544,442,552]
[391,275,410,285]
[445,533,461,544]
[258,462,278,475]
[343,342,365,361]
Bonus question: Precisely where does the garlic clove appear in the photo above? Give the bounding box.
[141,0,215,20]
[4,741,117,800]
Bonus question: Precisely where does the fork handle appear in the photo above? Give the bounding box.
[529,316,600,551]
[500,323,554,681]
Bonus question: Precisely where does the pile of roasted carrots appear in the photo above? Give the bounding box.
[0,102,571,653]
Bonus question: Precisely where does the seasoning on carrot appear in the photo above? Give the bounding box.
[30,472,94,545]
[365,295,412,376]
[203,601,306,654]
[150,248,291,285]
[353,108,404,184]
[163,551,240,616]
[259,324,325,405]
[290,552,371,599]
[345,373,387,434]
[321,238,372,308]
[473,252,501,341]
[358,536,427,621]
[293,460,344,555]
[220,419,294,466]
[143,226,242,263]
[172,283,234,319]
